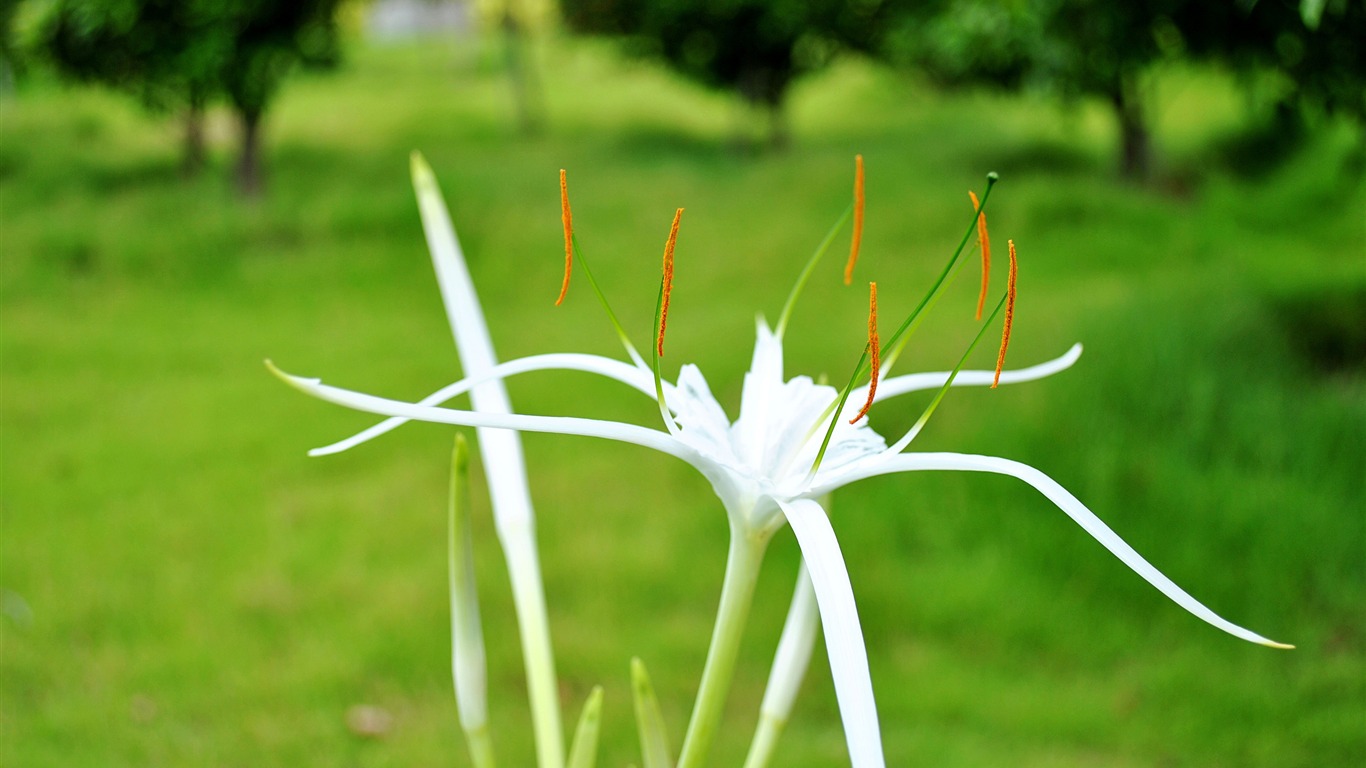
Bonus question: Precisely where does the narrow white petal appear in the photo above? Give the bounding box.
[311,352,671,456]
[777,498,886,768]
[411,156,566,768]
[854,343,1083,407]
[271,362,703,465]
[827,452,1293,649]
[411,155,536,521]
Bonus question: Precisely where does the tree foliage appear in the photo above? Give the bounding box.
[38,0,344,194]
[882,0,1365,181]
[562,0,892,148]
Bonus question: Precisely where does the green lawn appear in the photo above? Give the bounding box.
[2,36,1363,767]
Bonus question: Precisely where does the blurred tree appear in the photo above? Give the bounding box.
[38,0,343,195]
[883,0,1179,182]
[1,0,25,88]
[1173,0,1365,133]
[561,0,891,149]
[883,0,1365,182]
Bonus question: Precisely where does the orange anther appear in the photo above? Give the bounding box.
[851,281,880,423]
[992,240,1018,388]
[556,169,573,306]
[969,190,991,321]
[657,208,683,356]
[843,154,865,285]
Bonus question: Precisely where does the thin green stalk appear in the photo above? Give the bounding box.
[651,278,680,436]
[676,527,770,768]
[776,204,853,338]
[570,233,643,365]
[889,292,1007,452]
[807,173,999,476]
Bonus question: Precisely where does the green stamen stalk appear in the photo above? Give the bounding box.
[806,173,999,477]
[651,278,680,436]
[569,233,645,367]
[776,204,853,338]
[893,292,1008,451]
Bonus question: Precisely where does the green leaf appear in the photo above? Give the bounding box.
[566,686,605,768]
[631,658,673,768]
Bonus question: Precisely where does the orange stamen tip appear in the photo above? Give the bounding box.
[851,281,880,423]
[556,169,573,306]
[657,208,684,357]
[992,240,1018,388]
[970,190,991,321]
[843,154,865,286]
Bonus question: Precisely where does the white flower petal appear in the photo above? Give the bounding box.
[310,352,671,456]
[777,498,886,768]
[823,452,1293,649]
[271,362,704,465]
[734,319,786,469]
[855,343,1083,408]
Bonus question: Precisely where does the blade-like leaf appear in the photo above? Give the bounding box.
[631,658,673,768]
[567,687,605,768]
[449,434,494,768]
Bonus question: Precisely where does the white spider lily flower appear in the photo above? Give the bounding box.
[270,316,1287,768]
[273,164,1290,768]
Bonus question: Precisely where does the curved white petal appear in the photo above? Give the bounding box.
[311,352,673,456]
[819,452,1293,649]
[777,498,885,768]
[852,343,1083,409]
[271,362,704,466]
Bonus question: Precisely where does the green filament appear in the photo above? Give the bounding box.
[775,203,854,339]
[806,173,1000,477]
[569,233,644,366]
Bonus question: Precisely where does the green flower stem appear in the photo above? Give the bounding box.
[504,530,565,768]
[676,524,770,768]
[741,713,784,768]
[466,724,498,768]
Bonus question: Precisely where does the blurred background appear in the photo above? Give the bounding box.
[1,1,1363,765]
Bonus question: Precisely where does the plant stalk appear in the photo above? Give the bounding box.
[676,524,769,768]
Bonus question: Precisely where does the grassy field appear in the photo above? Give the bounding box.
[2,35,1364,767]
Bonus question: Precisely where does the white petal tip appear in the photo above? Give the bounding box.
[1262,640,1295,650]
[265,360,322,391]
[409,151,433,184]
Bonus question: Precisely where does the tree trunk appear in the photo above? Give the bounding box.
[181,102,206,178]
[501,4,544,136]
[235,108,263,198]
[764,97,790,152]
[1111,74,1152,183]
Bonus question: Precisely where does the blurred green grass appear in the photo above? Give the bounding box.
[2,36,1363,767]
